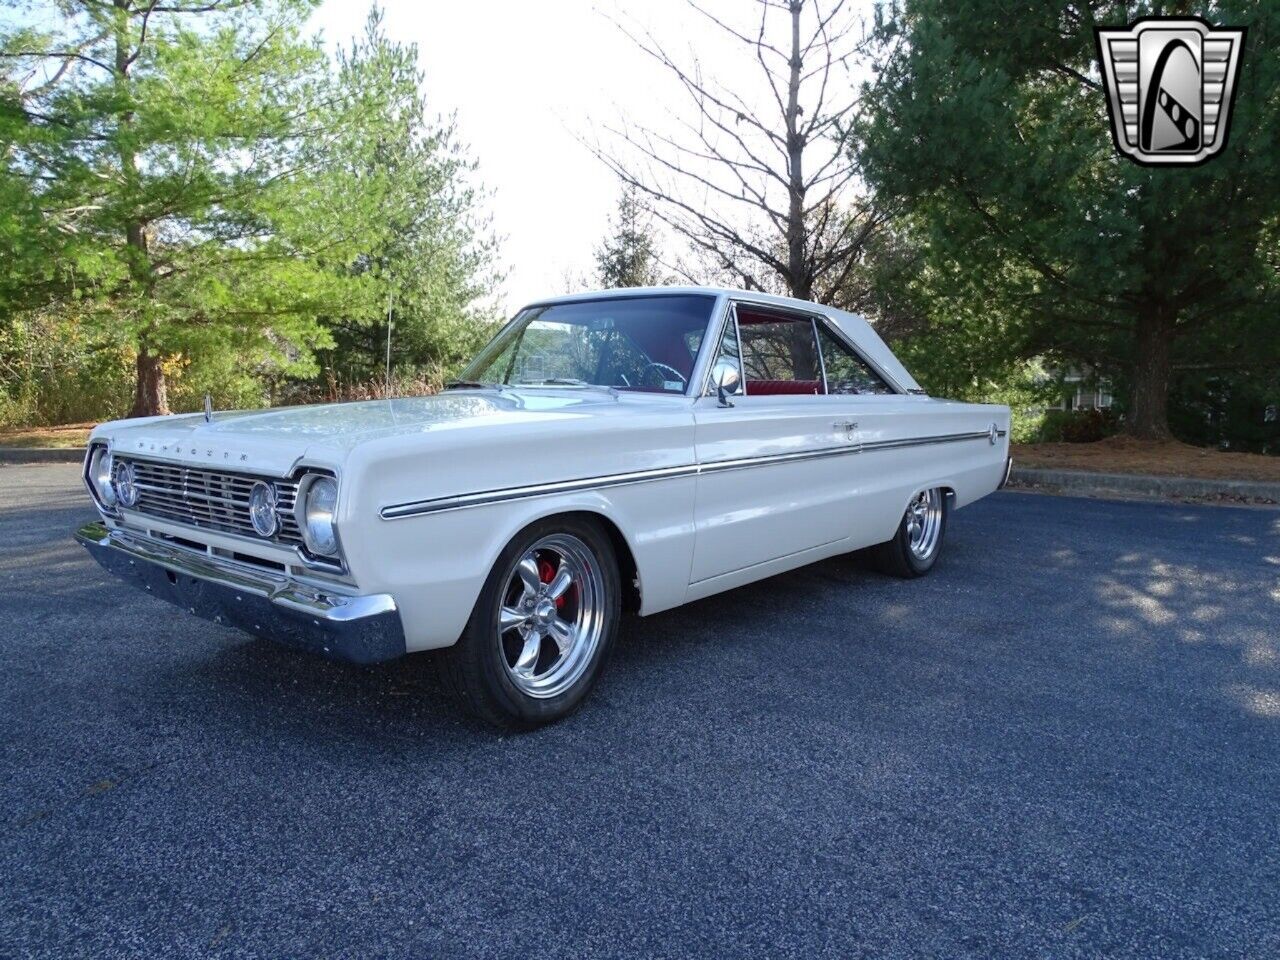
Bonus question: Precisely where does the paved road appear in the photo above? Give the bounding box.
[2,463,1278,959]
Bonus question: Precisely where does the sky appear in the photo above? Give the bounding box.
[307,0,872,317]
[307,0,689,315]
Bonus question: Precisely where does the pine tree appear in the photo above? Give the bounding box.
[859,1,1280,439]
[595,184,661,289]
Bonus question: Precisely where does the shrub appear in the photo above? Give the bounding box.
[1036,408,1119,443]
[0,311,134,427]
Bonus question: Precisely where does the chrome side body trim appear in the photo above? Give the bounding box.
[76,521,404,663]
[380,463,702,520]
[380,429,999,520]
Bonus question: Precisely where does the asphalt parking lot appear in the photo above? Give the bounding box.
[1,463,1278,959]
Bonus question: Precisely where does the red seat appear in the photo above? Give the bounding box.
[747,379,821,396]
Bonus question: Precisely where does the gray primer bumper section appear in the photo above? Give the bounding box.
[76,522,406,664]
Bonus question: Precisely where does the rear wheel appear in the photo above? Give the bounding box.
[442,516,620,730]
[870,487,949,578]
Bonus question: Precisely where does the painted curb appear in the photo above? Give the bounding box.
[0,447,87,465]
[1011,466,1280,504]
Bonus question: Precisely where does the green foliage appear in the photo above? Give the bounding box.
[1,0,499,419]
[859,1,1280,440]
[1169,369,1280,453]
[595,183,662,289]
[0,309,133,426]
[314,7,501,391]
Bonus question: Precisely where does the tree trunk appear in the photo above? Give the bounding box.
[784,0,809,302]
[115,7,168,419]
[1127,305,1174,441]
[129,347,169,418]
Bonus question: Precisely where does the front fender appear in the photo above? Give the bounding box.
[345,477,697,652]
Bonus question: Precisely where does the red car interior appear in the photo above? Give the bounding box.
[746,379,822,395]
[734,306,826,396]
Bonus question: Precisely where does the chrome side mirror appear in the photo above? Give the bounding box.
[710,358,740,408]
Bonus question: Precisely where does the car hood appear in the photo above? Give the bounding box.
[95,390,651,474]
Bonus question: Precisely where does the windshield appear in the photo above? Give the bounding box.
[460,294,717,394]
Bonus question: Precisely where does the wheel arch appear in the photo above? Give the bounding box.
[898,482,956,518]
[491,503,644,615]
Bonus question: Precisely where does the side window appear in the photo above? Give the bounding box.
[816,323,894,395]
[736,310,822,395]
[703,311,743,397]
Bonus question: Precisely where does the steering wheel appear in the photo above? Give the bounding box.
[637,361,687,390]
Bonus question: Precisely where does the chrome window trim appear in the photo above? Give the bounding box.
[811,313,830,396]
[694,295,737,400]
[380,428,1003,520]
[703,298,907,398]
[462,291,726,399]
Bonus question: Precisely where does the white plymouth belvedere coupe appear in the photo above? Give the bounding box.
[79,288,1011,728]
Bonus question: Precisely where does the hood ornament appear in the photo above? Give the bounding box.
[203,394,213,423]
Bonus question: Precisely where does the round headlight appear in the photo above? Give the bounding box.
[114,460,139,508]
[301,476,339,557]
[88,446,116,507]
[248,481,279,538]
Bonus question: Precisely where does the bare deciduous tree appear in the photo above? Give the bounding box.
[594,0,883,307]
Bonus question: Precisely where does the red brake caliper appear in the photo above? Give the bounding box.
[537,557,573,610]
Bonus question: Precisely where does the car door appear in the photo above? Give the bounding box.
[689,302,863,584]
[808,316,916,547]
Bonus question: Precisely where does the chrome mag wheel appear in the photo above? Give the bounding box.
[497,533,606,699]
[906,488,944,560]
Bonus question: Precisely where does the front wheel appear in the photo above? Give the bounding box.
[870,487,950,578]
[441,516,620,730]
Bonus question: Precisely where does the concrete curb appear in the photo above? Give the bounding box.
[1010,466,1280,504]
[0,447,87,465]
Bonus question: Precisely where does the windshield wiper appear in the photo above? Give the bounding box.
[443,379,493,391]
[513,378,590,387]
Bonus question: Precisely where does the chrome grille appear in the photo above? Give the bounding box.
[114,457,303,547]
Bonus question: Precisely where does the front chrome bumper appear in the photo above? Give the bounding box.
[76,522,405,664]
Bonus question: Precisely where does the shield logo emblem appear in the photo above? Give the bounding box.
[1095,17,1246,166]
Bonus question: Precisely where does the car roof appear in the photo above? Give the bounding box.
[525,285,824,313]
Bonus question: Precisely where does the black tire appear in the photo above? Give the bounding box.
[869,488,950,579]
[441,515,621,730]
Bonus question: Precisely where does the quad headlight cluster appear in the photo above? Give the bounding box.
[86,443,342,564]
